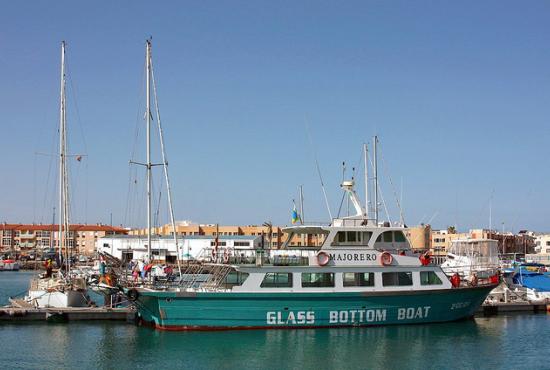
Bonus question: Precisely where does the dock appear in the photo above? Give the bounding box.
[477,301,550,316]
[0,301,135,322]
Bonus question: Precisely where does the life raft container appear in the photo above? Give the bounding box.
[379,251,393,266]
[316,251,330,266]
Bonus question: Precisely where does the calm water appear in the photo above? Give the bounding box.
[1,272,549,370]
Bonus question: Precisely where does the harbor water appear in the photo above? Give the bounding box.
[1,272,549,370]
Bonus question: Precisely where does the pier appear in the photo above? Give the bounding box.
[0,304,135,322]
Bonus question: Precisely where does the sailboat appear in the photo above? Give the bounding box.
[23,42,88,308]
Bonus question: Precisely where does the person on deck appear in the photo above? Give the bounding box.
[44,258,53,278]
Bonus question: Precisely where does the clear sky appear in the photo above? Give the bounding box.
[1,1,549,232]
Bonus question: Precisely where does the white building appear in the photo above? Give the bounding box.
[526,234,550,265]
[97,234,263,262]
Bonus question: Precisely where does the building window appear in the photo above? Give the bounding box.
[343,272,375,287]
[420,271,443,285]
[546,241,550,246]
[382,272,413,286]
[260,273,292,288]
[302,273,335,288]
[210,241,227,246]
[234,241,251,247]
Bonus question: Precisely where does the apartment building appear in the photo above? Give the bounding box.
[129,222,325,248]
[0,223,128,257]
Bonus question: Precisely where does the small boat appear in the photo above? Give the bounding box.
[440,239,500,279]
[0,259,20,271]
[508,263,550,302]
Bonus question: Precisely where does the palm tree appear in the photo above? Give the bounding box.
[447,226,456,234]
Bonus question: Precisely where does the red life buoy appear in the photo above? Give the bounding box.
[379,251,393,266]
[317,251,330,266]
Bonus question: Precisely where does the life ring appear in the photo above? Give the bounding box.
[317,251,330,266]
[379,251,393,266]
[127,288,139,302]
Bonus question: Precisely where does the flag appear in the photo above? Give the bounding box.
[291,201,300,224]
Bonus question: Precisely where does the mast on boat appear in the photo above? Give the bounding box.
[146,39,152,265]
[363,143,369,221]
[373,135,379,226]
[58,41,71,276]
[130,39,182,276]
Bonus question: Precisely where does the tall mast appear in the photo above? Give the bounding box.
[58,41,66,271]
[363,143,369,220]
[146,39,152,264]
[373,136,378,225]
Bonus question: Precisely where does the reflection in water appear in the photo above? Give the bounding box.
[0,316,549,370]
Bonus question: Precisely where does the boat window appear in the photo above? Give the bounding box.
[376,234,382,242]
[383,232,393,243]
[420,271,442,285]
[337,232,346,243]
[223,272,249,288]
[343,272,375,287]
[394,231,406,243]
[362,232,373,245]
[382,272,413,286]
[302,273,335,288]
[260,273,293,288]
[347,232,357,242]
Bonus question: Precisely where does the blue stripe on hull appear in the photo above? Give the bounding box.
[134,286,494,330]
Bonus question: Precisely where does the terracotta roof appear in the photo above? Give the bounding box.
[0,223,128,233]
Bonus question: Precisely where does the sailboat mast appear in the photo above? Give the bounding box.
[58,41,66,270]
[146,40,152,264]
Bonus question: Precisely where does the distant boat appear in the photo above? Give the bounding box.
[24,42,88,308]
[0,259,20,271]
[509,263,550,301]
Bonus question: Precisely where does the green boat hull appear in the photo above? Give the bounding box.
[131,285,496,330]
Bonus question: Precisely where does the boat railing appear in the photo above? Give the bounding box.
[194,247,315,266]
[332,218,371,227]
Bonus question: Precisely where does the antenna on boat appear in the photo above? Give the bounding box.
[363,143,369,221]
[305,119,332,220]
[373,135,379,226]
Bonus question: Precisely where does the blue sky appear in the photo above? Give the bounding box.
[1,1,549,232]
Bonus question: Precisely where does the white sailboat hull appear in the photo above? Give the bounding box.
[27,289,88,308]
